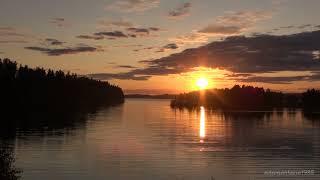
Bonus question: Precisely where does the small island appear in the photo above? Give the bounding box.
[171,85,320,111]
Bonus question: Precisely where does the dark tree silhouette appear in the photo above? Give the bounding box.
[302,89,320,111]
[171,85,320,111]
[0,58,124,113]
[171,85,283,110]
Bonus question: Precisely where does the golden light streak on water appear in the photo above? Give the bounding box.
[199,106,206,140]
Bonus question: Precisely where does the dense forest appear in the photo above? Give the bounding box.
[0,58,124,113]
[171,85,320,111]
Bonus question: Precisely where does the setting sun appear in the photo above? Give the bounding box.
[196,77,209,90]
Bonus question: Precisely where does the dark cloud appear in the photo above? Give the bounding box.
[156,43,179,52]
[225,73,252,78]
[78,26,161,41]
[199,25,243,35]
[133,43,178,53]
[0,40,28,44]
[280,25,295,29]
[94,31,128,38]
[52,18,65,22]
[237,72,320,84]
[50,18,69,28]
[270,24,320,32]
[76,35,104,40]
[106,0,160,12]
[172,32,209,45]
[25,45,100,56]
[116,65,137,69]
[45,38,64,45]
[297,24,312,29]
[168,2,191,19]
[163,43,178,49]
[127,27,150,33]
[98,19,133,27]
[89,65,186,81]
[88,73,151,81]
[129,67,186,76]
[126,27,161,37]
[133,46,156,52]
[113,44,143,48]
[239,75,309,84]
[149,27,160,31]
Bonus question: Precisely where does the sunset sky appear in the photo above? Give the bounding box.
[1,0,320,94]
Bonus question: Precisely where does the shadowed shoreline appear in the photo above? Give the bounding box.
[170,85,320,113]
[0,58,124,113]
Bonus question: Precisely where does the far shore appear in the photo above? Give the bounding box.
[125,94,176,99]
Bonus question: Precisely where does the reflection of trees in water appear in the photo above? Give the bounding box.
[0,101,121,137]
[303,112,320,124]
[0,112,92,180]
[221,111,272,120]
[0,146,21,180]
[220,110,317,158]
[0,107,113,179]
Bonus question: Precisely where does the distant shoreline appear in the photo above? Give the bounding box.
[125,94,176,99]
[170,85,320,112]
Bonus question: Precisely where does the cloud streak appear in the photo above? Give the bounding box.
[94,31,128,38]
[106,0,160,12]
[88,72,151,81]
[45,38,64,46]
[156,43,179,52]
[116,65,138,69]
[25,45,101,56]
[77,26,161,40]
[0,26,32,44]
[98,19,133,27]
[50,18,70,28]
[76,35,104,40]
[236,72,320,84]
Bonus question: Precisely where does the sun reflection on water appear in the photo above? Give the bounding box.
[199,106,206,141]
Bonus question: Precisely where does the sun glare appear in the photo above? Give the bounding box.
[196,77,209,90]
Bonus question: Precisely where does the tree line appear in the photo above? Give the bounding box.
[0,58,124,113]
[171,85,320,111]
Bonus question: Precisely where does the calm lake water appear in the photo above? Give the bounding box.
[5,99,320,179]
